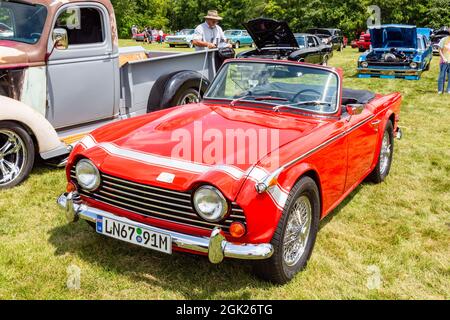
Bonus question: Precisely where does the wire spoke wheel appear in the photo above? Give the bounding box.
[0,129,27,186]
[282,195,312,267]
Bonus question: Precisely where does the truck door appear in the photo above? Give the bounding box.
[46,3,117,129]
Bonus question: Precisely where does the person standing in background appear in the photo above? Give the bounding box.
[438,34,450,94]
[131,25,138,39]
[159,29,164,44]
[192,10,231,51]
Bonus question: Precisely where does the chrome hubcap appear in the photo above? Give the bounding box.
[180,92,199,105]
[283,196,312,267]
[380,131,392,175]
[0,130,27,186]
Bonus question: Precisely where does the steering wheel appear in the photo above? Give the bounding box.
[292,88,322,102]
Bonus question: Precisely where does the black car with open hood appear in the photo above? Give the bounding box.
[243,18,299,49]
[237,18,332,65]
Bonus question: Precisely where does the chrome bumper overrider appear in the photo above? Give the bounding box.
[57,192,274,263]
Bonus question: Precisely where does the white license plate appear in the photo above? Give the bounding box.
[96,215,172,254]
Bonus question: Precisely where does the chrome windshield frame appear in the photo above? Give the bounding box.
[204,59,342,116]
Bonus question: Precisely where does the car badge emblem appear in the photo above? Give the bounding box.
[157,172,175,183]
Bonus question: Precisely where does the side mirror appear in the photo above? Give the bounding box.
[346,104,365,116]
[52,28,68,50]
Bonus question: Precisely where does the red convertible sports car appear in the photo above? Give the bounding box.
[58,59,402,283]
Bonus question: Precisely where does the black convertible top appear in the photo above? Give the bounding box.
[342,88,376,105]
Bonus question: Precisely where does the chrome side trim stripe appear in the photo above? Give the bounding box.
[280,115,376,170]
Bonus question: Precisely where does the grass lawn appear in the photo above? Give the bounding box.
[0,42,449,299]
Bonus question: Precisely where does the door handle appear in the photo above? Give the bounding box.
[371,120,381,129]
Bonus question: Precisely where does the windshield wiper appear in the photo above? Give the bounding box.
[230,94,288,107]
[273,100,332,112]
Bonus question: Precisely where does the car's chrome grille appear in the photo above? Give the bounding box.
[70,168,246,233]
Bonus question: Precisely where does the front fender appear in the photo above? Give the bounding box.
[161,70,210,107]
[0,96,66,158]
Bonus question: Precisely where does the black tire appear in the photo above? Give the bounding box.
[368,121,394,183]
[359,47,365,52]
[0,121,35,189]
[169,44,175,48]
[172,87,200,106]
[253,176,321,284]
[147,72,208,112]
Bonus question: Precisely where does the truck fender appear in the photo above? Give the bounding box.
[0,96,67,159]
[147,70,210,112]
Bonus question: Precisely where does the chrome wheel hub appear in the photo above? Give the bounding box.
[283,196,312,267]
[380,131,391,175]
[180,92,199,105]
[0,130,27,186]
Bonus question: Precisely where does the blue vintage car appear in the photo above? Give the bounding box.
[224,29,254,48]
[358,25,432,80]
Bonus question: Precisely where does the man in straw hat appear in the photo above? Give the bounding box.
[192,10,231,51]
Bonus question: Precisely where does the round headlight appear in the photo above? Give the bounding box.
[360,61,369,68]
[410,62,418,69]
[75,159,101,191]
[193,186,228,222]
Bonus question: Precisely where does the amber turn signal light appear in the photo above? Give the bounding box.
[229,221,246,238]
[66,182,77,193]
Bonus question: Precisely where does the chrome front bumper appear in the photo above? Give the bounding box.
[57,192,274,264]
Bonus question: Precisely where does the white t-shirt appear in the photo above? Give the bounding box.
[193,22,227,51]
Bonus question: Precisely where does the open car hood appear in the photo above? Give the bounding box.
[243,18,298,49]
[369,25,417,49]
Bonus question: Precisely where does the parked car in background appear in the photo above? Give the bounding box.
[237,18,332,66]
[58,58,402,284]
[134,31,145,42]
[0,0,218,189]
[430,27,450,55]
[165,29,195,48]
[358,25,432,80]
[224,29,254,48]
[0,22,14,38]
[306,28,345,51]
[294,33,333,65]
[356,31,371,52]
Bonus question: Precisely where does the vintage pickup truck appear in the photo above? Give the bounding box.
[0,0,217,189]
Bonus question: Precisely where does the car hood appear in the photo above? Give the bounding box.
[369,25,417,49]
[243,18,298,49]
[84,103,325,200]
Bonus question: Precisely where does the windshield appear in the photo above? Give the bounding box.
[308,29,332,36]
[225,30,241,36]
[295,36,305,47]
[205,62,339,114]
[178,29,194,35]
[0,1,47,44]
